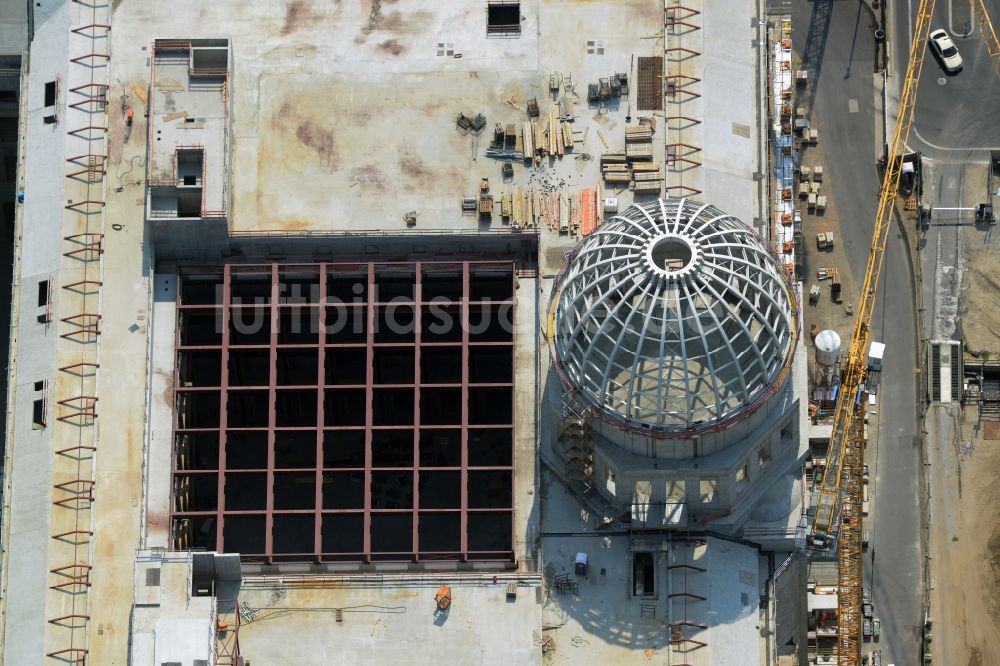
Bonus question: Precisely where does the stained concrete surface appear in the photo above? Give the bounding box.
[235,582,542,665]
[0,0,781,662]
[539,473,765,666]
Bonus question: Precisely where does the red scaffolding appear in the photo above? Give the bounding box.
[171,261,517,565]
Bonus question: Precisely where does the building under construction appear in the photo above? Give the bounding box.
[0,1,816,664]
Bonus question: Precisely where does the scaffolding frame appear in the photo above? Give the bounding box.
[170,261,518,564]
[46,1,110,661]
[662,6,702,200]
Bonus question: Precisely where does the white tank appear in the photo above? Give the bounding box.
[815,329,841,367]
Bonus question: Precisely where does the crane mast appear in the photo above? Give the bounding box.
[808,1,936,663]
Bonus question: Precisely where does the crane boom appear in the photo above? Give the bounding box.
[972,0,1000,79]
[808,1,936,664]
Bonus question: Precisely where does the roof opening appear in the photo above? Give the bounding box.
[649,236,693,273]
[487,1,521,36]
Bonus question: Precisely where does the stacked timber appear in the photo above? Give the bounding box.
[522,122,534,161]
[548,111,558,156]
[624,119,654,162]
[624,124,654,142]
[631,161,663,192]
[508,187,549,229]
[625,119,662,192]
[512,186,523,227]
[600,152,630,183]
[561,122,574,152]
[625,141,653,161]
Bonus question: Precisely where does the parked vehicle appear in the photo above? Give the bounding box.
[873,617,881,641]
[929,29,963,73]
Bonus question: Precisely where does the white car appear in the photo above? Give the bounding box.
[929,29,963,73]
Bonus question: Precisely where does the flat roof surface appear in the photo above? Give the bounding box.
[234,580,542,665]
[111,0,761,239]
[5,0,770,662]
[539,475,765,666]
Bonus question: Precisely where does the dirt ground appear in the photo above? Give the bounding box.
[929,410,1000,666]
[959,247,1000,354]
[929,238,1000,666]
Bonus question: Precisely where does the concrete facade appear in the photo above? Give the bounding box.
[0,2,71,663]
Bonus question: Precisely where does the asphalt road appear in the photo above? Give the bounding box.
[794,0,882,281]
[893,0,1000,156]
[793,2,923,664]
[866,211,922,666]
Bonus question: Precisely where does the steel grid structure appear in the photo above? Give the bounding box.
[170,261,516,564]
[552,198,794,433]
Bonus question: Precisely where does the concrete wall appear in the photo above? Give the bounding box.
[144,274,176,549]
[774,552,808,666]
[587,386,800,528]
[0,0,28,54]
[0,2,70,663]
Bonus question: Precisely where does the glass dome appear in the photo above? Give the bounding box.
[552,197,795,432]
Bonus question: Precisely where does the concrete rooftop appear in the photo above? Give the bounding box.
[0,0,786,664]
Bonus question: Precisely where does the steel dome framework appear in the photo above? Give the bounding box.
[553,198,796,434]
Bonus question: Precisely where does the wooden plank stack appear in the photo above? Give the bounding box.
[600,152,630,184]
[507,187,548,230]
[625,119,663,193]
[517,110,573,161]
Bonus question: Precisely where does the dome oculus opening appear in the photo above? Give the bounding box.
[649,236,694,273]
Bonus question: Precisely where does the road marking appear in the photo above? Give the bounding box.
[849,98,859,113]
[908,126,1000,153]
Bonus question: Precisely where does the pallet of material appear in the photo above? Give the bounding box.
[597,181,605,225]
[633,172,663,182]
[633,183,662,194]
[601,164,629,172]
[559,194,569,232]
[603,173,632,184]
[601,152,627,164]
[522,122,534,159]
[625,143,653,161]
[548,193,559,230]
[580,189,597,236]
[631,162,661,173]
[549,111,558,155]
[512,186,523,227]
[562,122,574,151]
[500,193,512,219]
[532,121,544,155]
[625,127,654,142]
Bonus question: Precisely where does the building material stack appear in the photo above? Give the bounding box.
[600,120,662,194]
[625,120,662,194]
[631,161,663,195]
[600,152,630,184]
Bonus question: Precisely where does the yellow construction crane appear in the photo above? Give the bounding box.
[812,1,1000,663]
[972,0,1000,79]
[809,0,936,664]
